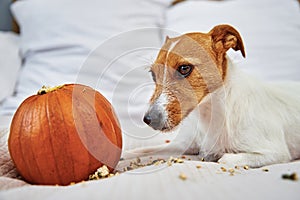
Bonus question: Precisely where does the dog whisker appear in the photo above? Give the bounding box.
[137,55,155,65]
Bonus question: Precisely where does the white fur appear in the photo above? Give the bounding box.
[165,39,180,68]
[154,92,169,123]
[129,58,300,168]
[197,58,300,167]
[156,39,181,124]
[129,41,300,167]
[163,38,180,85]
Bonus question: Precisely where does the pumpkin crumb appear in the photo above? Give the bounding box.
[179,173,187,180]
[228,168,235,176]
[262,168,269,172]
[97,165,110,177]
[136,157,141,163]
[243,165,249,170]
[167,157,184,165]
[120,156,187,174]
[282,172,298,181]
[220,167,227,172]
[154,159,165,166]
[89,165,118,180]
[122,157,167,172]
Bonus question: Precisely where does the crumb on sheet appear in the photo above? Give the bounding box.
[282,172,298,181]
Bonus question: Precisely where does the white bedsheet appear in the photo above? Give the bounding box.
[1,0,300,199]
[1,126,300,199]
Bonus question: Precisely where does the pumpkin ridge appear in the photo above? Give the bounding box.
[95,107,119,148]
[71,90,103,171]
[96,91,122,148]
[12,97,36,182]
[85,87,121,147]
[94,94,122,147]
[93,110,122,169]
[45,94,63,184]
[79,87,120,149]
[78,88,122,169]
[71,86,120,169]
[54,88,77,181]
[62,85,96,180]
[27,98,45,183]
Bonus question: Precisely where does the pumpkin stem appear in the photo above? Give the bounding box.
[37,85,64,95]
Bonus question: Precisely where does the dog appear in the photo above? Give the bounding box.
[141,24,300,167]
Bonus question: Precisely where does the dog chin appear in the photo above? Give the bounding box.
[158,120,181,133]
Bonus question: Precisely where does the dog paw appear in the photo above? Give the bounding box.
[198,153,219,162]
[218,152,291,168]
[218,153,248,167]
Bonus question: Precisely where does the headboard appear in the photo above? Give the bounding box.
[0,0,14,31]
[0,0,18,33]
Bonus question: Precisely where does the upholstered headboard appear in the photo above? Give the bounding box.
[0,0,18,32]
[0,0,14,31]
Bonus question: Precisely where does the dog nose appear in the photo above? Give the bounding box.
[143,115,152,125]
[143,110,163,130]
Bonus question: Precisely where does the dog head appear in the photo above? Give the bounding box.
[144,24,245,131]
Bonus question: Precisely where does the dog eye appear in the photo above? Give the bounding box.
[177,65,193,78]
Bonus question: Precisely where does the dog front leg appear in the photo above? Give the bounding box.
[122,141,199,160]
[218,151,291,168]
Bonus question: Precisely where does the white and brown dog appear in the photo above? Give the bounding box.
[142,24,300,167]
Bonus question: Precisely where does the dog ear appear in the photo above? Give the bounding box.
[209,24,246,58]
[165,35,170,42]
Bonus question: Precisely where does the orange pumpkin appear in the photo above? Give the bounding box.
[8,84,122,185]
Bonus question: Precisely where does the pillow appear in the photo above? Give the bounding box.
[163,0,300,81]
[0,0,169,116]
[1,0,196,153]
[0,31,20,103]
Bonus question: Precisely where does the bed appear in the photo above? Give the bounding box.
[1,0,300,199]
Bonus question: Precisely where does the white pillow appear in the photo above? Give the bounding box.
[0,0,169,115]
[1,0,194,153]
[0,31,20,103]
[164,0,300,81]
